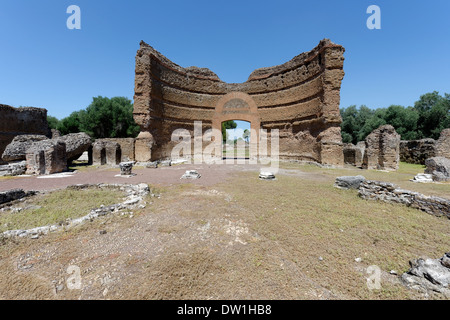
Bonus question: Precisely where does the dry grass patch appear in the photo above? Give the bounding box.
[0,187,125,233]
[218,171,450,299]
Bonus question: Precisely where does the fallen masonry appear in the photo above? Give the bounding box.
[0,161,26,177]
[181,170,201,179]
[0,183,150,239]
[259,171,276,180]
[334,175,366,189]
[425,156,450,182]
[410,173,434,183]
[401,252,450,298]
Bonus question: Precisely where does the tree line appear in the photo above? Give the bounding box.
[340,91,449,144]
[48,96,140,139]
[48,92,449,143]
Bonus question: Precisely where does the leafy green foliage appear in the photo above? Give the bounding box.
[222,120,237,142]
[57,111,83,135]
[49,96,140,139]
[341,91,449,143]
[79,96,140,139]
[47,116,59,130]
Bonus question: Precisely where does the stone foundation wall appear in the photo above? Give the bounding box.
[25,140,67,175]
[0,104,50,164]
[133,39,345,165]
[358,180,450,219]
[400,139,436,165]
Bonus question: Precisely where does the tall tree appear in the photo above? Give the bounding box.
[47,116,59,130]
[57,111,83,135]
[222,120,237,142]
[79,96,140,139]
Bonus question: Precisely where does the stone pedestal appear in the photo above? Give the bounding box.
[134,131,154,162]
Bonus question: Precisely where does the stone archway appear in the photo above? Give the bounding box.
[212,92,260,158]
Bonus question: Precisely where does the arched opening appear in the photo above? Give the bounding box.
[222,120,251,159]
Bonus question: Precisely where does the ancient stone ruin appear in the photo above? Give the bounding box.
[133,39,346,166]
[92,140,121,166]
[343,142,365,167]
[435,128,450,159]
[399,129,450,165]
[0,104,50,164]
[424,157,450,182]
[25,140,67,175]
[400,139,436,165]
[362,125,401,171]
[99,138,135,162]
[358,180,450,218]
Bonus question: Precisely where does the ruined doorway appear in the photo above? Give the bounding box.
[222,120,251,160]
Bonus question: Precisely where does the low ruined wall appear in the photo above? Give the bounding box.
[400,139,436,165]
[0,104,50,164]
[358,180,450,219]
[100,138,135,162]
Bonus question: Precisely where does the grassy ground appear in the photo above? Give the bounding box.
[0,187,125,233]
[279,161,450,199]
[0,162,448,299]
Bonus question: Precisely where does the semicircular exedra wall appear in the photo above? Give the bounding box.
[133,39,345,165]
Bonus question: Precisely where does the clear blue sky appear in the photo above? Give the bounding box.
[0,0,449,120]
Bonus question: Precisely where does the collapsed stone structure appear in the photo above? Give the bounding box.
[0,104,50,164]
[362,125,401,171]
[2,134,49,162]
[25,140,67,175]
[424,157,450,182]
[133,39,346,165]
[399,129,450,165]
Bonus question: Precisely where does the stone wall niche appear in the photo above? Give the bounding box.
[92,140,121,166]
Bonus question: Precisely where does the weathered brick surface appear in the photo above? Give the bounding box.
[362,125,401,171]
[435,129,450,159]
[133,39,345,164]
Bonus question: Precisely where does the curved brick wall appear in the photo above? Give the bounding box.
[133,39,345,164]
